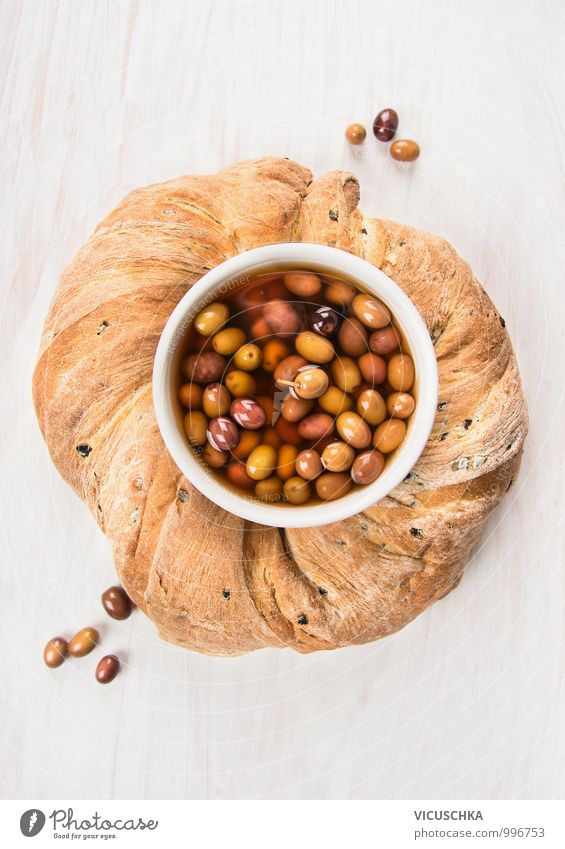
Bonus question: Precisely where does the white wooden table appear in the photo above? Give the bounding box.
[1,0,564,800]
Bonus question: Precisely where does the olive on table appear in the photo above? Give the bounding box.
[179,383,203,409]
[318,386,353,416]
[262,339,290,372]
[369,326,400,355]
[325,279,356,306]
[315,472,352,501]
[295,449,323,481]
[101,585,133,620]
[297,413,335,442]
[293,367,329,400]
[207,417,240,452]
[264,299,304,337]
[387,353,415,391]
[390,139,420,161]
[231,429,262,460]
[96,655,120,685]
[203,442,229,468]
[68,627,99,658]
[202,383,231,417]
[255,475,284,501]
[345,123,367,144]
[281,395,314,423]
[336,411,372,449]
[331,357,362,394]
[373,418,407,453]
[283,476,312,505]
[358,352,387,385]
[283,271,322,298]
[373,108,399,142]
[310,305,342,337]
[183,351,226,384]
[234,343,263,371]
[43,637,68,668]
[274,355,309,386]
[184,410,208,447]
[246,445,277,481]
[387,391,415,419]
[194,302,229,336]
[225,370,257,397]
[357,388,387,426]
[230,397,266,430]
[295,331,335,364]
[351,450,385,485]
[321,441,356,473]
[277,444,299,481]
[212,327,247,356]
[352,294,391,330]
[227,461,255,491]
[338,317,369,357]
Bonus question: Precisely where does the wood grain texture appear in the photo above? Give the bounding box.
[1,0,564,799]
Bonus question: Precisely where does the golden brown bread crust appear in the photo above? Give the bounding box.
[32,157,528,655]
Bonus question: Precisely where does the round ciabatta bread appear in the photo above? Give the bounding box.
[33,157,528,655]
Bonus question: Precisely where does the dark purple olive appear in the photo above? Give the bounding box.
[182,352,226,384]
[101,585,133,620]
[207,416,240,451]
[310,305,342,336]
[230,397,266,430]
[373,108,399,142]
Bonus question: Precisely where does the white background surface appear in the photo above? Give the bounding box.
[1,0,564,801]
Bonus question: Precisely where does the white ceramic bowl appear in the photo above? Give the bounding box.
[153,243,438,528]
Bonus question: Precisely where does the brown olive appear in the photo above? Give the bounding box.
[68,626,99,658]
[373,418,407,453]
[390,139,420,161]
[183,351,226,384]
[96,654,120,684]
[234,343,263,371]
[212,327,247,356]
[345,123,366,144]
[295,331,335,364]
[325,279,356,306]
[264,299,304,337]
[283,271,322,297]
[295,449,323,480]
[274,355,308,386]
[281,395,313,423]
[321,441,355,473]
[43,637,68,668]
[225,370,257,397]
[227,461,255,491]
[179,383,203,409]
[336,411,372,449]
[357,388,387,426]
[331,357,362,393]
[318,386,353,416]
[386,391,415,419]
[262,339,290,372]
[373,108,399,142]
[352,294,391,329]
[246,445,277,481]
[231,429,261,460]
[297,413,335,442]
[255,475,284,502]
[294,367,329,399]
[101,586,133,620]
[194,302,229,336]
[184,410,208,447]
[207,416,240,451]
[358,352,387,385]
[203,442,229,468]
[283,476,311,505]
[230,397,266,429]
[351,450,385,485]
[369,326,400,355]
[338,317,369,356]
[387,353,415,391]
[315,472,352,501]
[202,383,231,417]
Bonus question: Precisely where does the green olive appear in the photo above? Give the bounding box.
[202,383,231,418]
[357,388,387,426]
[212,327,247,356]
[351,294,391,329]
[318,386,353,416]
[225,370,257,397]
[336,411,372,449]
[234,343,263,371]
[321,441,355,472]
[331,357,362,393]
[294,367,329,400]
[246,445,277,481]
[183,410,208,446]
[295,331,335,364]
[194,302,229,336]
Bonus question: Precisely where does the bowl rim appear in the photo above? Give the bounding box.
[152,242,438,528]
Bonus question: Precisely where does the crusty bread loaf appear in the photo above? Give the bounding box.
[32,157,528,655]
